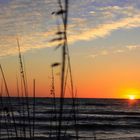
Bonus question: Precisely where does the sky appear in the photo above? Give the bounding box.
[1,0,140,98]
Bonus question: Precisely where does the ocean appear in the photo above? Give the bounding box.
[0,98,140,140]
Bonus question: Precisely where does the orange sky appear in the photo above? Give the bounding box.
[1,48,140,99]
[1,0,140,98]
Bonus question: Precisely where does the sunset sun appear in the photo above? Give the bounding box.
[129,95,135,100]
[124,88,140,100]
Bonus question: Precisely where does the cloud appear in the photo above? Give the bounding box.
[126,45,139,50]
[1,14,140,57]
[100,50,109,56]
[1,0,140,57]
[114,49,124,53]
[89,50,110,59]
[68,15,140,44]
[90,54,98,59]
[89,44,140,59]
[0,30,61,57]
